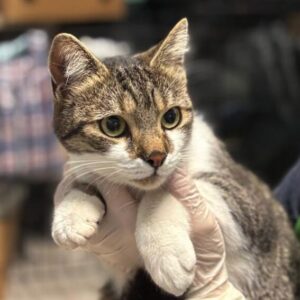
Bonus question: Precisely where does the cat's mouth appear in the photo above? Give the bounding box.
[132,172,166,189]
[134,173,159,184]
[129,163,178,190]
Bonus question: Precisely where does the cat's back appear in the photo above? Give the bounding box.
[195,152,300,299]
[228,162,299,299]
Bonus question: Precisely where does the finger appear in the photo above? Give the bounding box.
[100,182,138,231]
[168,168,198,200]
[100,182,135,210]
[167,168,206,216]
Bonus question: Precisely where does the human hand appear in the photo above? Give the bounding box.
[52,167,142,276]
[86,181,142,275]
[167,168,245,299]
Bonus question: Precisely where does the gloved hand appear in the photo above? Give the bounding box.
[85,181,142,275]
[53,170,142,279]
[167,168,246,300]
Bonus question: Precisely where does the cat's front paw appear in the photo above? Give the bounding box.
[52,189,105,249]
[141,234,196,296]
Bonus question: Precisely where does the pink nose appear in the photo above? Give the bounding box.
[144,151,167,168]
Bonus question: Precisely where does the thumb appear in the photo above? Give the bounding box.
[167,168,211,222]
[167,168,201,212]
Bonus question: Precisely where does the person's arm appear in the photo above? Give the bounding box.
[167,169,246,299]
[275,158,300,229]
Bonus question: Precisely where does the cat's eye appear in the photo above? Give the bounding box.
[100,116,126,137]
[161,107,181,129]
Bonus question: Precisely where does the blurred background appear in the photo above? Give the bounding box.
[0,0,300,299]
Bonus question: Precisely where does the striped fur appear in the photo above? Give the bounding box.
[49,18,300,300]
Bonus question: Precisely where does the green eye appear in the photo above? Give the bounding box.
[100,116,126,137]
[161,107,181,129]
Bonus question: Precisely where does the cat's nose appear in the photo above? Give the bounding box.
[143,151,167,168]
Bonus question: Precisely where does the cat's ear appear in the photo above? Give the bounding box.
[138,18,189,68]
[48,33,108,90]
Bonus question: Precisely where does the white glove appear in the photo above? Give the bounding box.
[167,168,246,300]
[52,168,142,277]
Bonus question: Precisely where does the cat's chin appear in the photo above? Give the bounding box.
[128,174,167,191]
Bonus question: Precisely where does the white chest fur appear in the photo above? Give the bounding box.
[136,116,255,295]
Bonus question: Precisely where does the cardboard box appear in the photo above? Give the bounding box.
[0,0,126,25]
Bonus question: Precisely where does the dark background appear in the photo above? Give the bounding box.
[2,0,300,237]
[55,0,300,187]
[1,1,300,298]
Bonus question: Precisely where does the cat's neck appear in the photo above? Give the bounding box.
[186,115,223,176]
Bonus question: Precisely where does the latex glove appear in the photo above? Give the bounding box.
[53,170,142,279]
[86,181,142,275]
[167,168,246,300]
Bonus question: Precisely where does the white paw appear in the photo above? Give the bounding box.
[52,189,105,250]
[140,234,196,296]
[136,190,196,296]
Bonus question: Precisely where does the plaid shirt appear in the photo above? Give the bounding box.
[0,31,64,179]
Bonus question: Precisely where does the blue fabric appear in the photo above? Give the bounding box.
[275,158,300,225]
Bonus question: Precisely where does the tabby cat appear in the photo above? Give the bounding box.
[50,19,300,299]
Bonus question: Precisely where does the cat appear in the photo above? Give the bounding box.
[49,19,300,299]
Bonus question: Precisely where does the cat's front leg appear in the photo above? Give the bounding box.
[136,190,196,296]
[52,186,105,249]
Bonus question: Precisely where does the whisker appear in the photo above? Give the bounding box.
[62,167,117,194]
[64,162,115,176]
[64,164,116,178]
[63,164,97,176]
[86,167,120,190]
[96,170,123,198]
[66,159,116,164]
[104,179,124,199]
[90,168,121,186]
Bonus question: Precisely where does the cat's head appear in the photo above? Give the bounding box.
[49,18,193,190]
